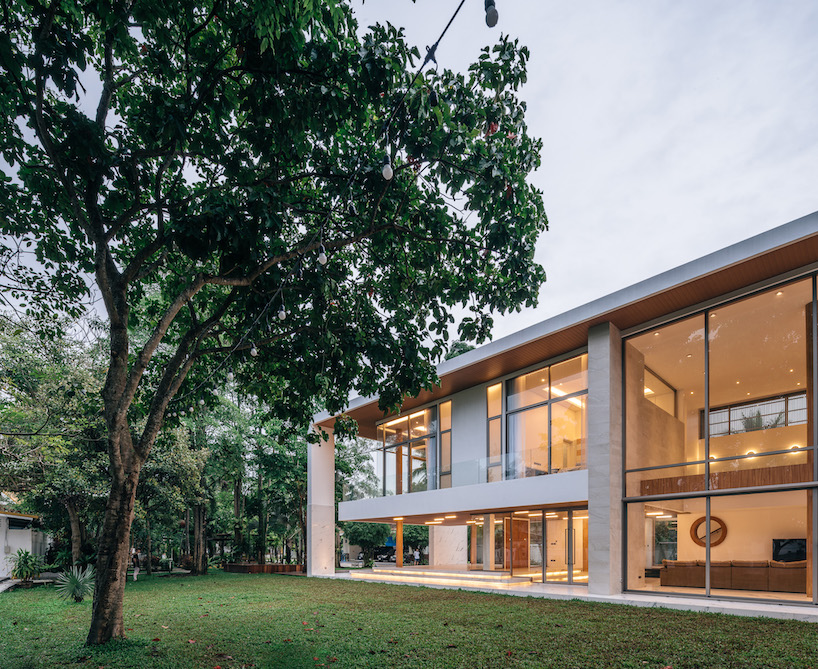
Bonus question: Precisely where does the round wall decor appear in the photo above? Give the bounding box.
[690,516,727,547]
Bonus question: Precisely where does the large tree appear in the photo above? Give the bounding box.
[0,0,546,645]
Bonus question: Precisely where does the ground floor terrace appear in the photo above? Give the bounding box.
[330,492,818,609]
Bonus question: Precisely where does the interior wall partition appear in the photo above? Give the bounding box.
[624,275,818,603]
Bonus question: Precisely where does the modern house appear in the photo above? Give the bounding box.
[309,210,818,609]
[1,509,49,580]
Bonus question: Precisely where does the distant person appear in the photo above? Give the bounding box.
[413,548,420,566]
[132,551,140,581]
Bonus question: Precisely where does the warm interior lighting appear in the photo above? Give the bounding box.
[527,512,541,517]
[393,517,404,521]
[434,517,444,521]
[657,515,673,519]
[551,386,584,408]
[777,291,784,296]
[791,444,801,450]
[444,515,457,519]
[514,510,529,515]
[573,516,588,520]
[384,416,407,427]
[494,519,503,524]
[409,410,426,419]
[653,332,660,336]
[425,521,442,525]
[646,511,663,516]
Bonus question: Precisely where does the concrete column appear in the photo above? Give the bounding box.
[482,514,496,570]
[429,525,468,567]
[587,322,624,595]
[307,425,336,577]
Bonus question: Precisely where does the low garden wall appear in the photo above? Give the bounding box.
[224,563,304,574]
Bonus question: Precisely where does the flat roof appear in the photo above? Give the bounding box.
[317,210,818,436]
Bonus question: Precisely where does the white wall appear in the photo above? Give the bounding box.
[1,514,47,580]
[450,385,487,487]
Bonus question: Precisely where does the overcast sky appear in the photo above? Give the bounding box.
[352,0,818,340]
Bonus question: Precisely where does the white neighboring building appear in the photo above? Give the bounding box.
[1,510,49,580]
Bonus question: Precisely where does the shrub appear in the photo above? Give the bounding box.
[54,565,95,603]
[8,549,44,582]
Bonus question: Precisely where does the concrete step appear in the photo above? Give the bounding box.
[349,567,534,589]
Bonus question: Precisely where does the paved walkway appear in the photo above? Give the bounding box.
[335,566,818,623]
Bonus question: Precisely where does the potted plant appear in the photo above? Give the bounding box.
[8,549,44,586]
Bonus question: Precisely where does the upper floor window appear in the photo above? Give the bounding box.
[375,407,437,496]
[504,353,589,480]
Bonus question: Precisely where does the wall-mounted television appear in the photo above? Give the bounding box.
[772,538,807,562]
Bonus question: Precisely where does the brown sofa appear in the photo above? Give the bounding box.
[769,560,808,593]
[659,559,806,593]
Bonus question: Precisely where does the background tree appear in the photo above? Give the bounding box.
[342,522,391,563]
[0,0,546,645]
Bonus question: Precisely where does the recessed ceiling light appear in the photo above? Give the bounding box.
[393,517,404,521]
[710,313,716,318]
[777,291,784,296]
[686,354,693,358]
[653,332,660,336]
[444,515,456,519]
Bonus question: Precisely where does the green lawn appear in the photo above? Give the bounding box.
[1,571,817,668]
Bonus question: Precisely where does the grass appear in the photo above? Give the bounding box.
[1,571,818,668]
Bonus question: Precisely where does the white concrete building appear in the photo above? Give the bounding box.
[311,211,818,610]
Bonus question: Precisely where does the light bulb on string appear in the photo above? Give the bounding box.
[278,305,287,320]
[317,245,328,265]
[381,155,393,181]
[188,406,194,413]
[227,370,234,382]
[485,0,498,27]
[181,410,186,416]
[199,399,205,406]
[250,344,258,357]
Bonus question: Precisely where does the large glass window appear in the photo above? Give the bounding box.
[505,354,588,480]
[625,278,813,496]
[439,401,452,489]
[625,276,818,604]
[487,384,502,482]
[627,491,811,602]
[375,407,437,496]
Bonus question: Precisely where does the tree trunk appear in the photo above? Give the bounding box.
[183,507,190,556]
[257,469,265,564]
[85,465,141,645]
[233,478,243,557]
[145,512,153,576]
[65,498,84,565]
[192,504,207,575]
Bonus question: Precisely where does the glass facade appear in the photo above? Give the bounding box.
[505,354,588,479]
[374,407,437,496]
[624,276,817,603]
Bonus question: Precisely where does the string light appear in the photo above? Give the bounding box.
[485,0,498,27]
[381,155,393,181]
[198,399,205,406]
[172,0,483,405]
